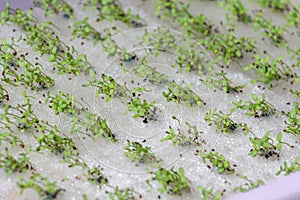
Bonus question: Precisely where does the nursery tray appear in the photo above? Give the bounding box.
[1,0,300,200]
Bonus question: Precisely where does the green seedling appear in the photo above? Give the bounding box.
[18,58,55,90]
[82,194,88,200]
[200,150,235,174]
[201,72,245,94]
[253,12,286,46]
[0,131,24,147]
[276,157,300,176]
[129,86,151,95]
[83,0,99,11]
[0,148,34,175]
[28,23,66,57]
[137,28,209,75]
[1,92,40,133]
[0,2,36,28]
[282,101,300,137]
[152,167,190,195]
[172,36,214,75]
[160,121,201,147]
[154,0,212,37]
[1,5,95,77]
[1,6,67,57]
[17,173,65,199]
[82,0,99,11]
[69,17,102,44]
[137,27,177,55]
[107,186,137,200]
[0,105,32,133]
[127,97,157,120]
[248,131,293,159]
[0,40,55,90]
[199,30,255,65]
[133,57,169,85]
[204,108,246,134]
[244,54,298,87]
[231,93,276,118]
[284,5,300,27]
[100,29,136,61]
[49,43,96,76]
[0,92,67,138]
[101,38,119,57]
[290,89,300,98]
[83,74,128,102]
[0,37,19,75]
[0,84,9,103]
[234,174,264,192]
[254,0,291,12]
[84,0,144,27]
[163,82,205,108]
[87,166,107,187]
[160,127,191,146]
[125,140,161,166]
[36,129,78,159]
[120,48,139,63]
[34,0,74,18]
[45,91,87,115]
[0,2,11,25]
[218,0,252,23]
[172,47,207,75]
[52,50,95,76]
[99,0,144,27]
[70,112,117,142]
[198,186,222,200]
[285,45,300,67]
[35,127,86,168]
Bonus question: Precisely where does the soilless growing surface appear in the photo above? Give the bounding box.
[0,0,300,199]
